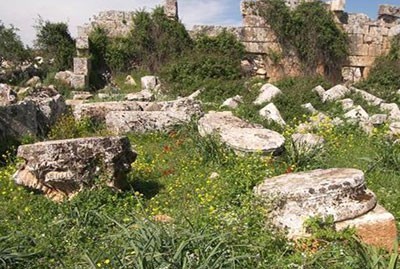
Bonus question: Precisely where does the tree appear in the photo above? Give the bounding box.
[0,21,29,62]
[34,18,75,71]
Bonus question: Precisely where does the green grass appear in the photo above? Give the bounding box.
[1,117,399,268]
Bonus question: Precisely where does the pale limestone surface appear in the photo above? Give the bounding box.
[259,103,286,126]
[322,85,350,102]
[219,127,285,154]
[255,168,377,238]
[253,83,282,105]
[106,111,190,134]
[291,133,325,154]
[13,137,137,201]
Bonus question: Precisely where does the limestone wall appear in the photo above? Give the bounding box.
[192,0,400,82]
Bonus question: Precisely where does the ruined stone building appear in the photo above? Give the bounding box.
[71,0,400,88]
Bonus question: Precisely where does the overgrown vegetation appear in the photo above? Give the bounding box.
[0,21,30,62]
[34,18,75,71]
[1,113,400,268]
[89,7,245,97]
[258,0,349,80]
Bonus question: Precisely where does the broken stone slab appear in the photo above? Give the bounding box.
[336,204,397,251]
[25,76,41,87]
[254,168,377,238]
[125,90,154,102]
[344,106,369,123]
[72,91,93,100]
[198,111,261,137]
[291,133,325,154]
[141,76,159,91]
[73,101,143,122]
[0,84,17,106]
[253,83,282,105]
[312,85,325,99]
[259,103,286,126]
[13,136,137,201]
[350,87,384,106]
[389,122,400,137]
[221,95,243,109]
[369,114,388,125]
[23,87,67,134]
[125,75,137,86]
[380,103,400,122]
[338,98,354,111]
[0,101,38,139]
[106,111,190,134]
[219,127,285,154]
[301,103,317,114]
[322,85,350,103]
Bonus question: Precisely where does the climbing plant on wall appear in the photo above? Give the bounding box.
[258,0,349,80]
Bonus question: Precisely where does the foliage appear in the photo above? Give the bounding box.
[47,113,109,140]
[0,21,29,62]
[34,18,75,71]
[356,35,400,102]
[162,31,244,83]
[130,7,192,72]
[258,0,349,80]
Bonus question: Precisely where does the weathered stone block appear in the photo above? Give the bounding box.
[70,74,87,89]
[73,57,90,76]
[106,111,190,134]
[164,0,178,20]
[336,204,397,251]
[255,168,377,238]
[13,136,137,201]
[73,101,142,122]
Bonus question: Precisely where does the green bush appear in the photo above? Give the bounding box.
[34,18,75,71]
[130,7,192,72]
[0,21,29,62]
[258,0,349,80]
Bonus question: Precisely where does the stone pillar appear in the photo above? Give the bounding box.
[164,0,178,20]
[330,0,345,12]
[72,26,91,89]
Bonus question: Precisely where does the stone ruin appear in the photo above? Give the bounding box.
[65,0,179,89]
[192,0,400,82]
[67,0,400,87]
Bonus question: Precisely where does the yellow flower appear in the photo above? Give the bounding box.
[104,259,110,264]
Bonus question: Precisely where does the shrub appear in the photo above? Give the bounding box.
[0,21,29,62]
[161,31,245,98]
[34,18,75,71]
[258,0,349,80]
[130,7,192,72]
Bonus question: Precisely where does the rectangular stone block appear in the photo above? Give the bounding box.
[336,204,397,251]
[70,74,87,90]
[241,27,277,42]
[73,57,91,76]
[348,56,375,67]
[243,15,266,27]
[76,36,89,51]
[243,41,281,54]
